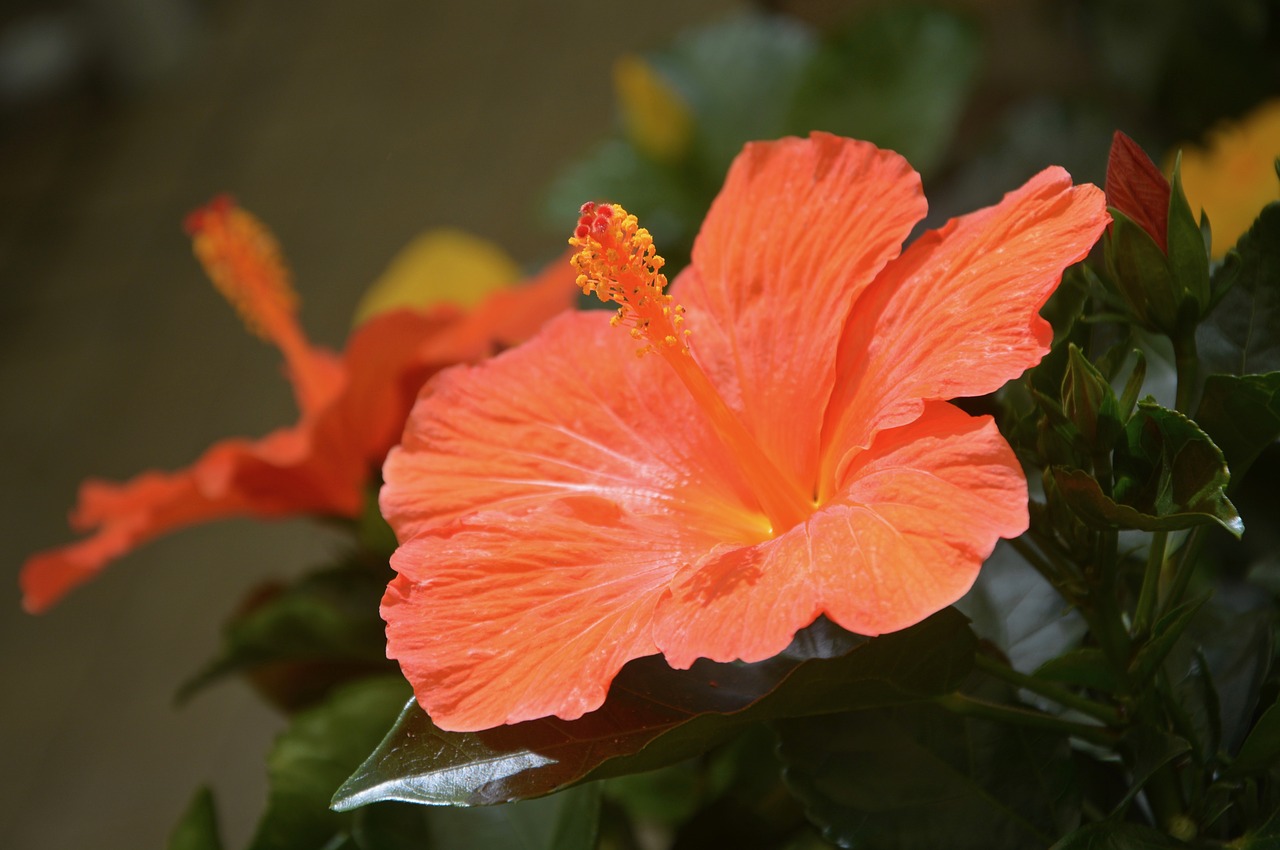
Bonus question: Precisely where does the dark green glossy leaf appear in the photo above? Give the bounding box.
[1047,820,1184,849]
[1035,648,1122,695]
[1196,372,1280,483]
[333,610,975,809]
[1166,586,1273,755]
[789,5,979,174]
[1227,699,1280,779]
[167,787,223,850]
[777,685,1079,850]
[957,542,1085,673]
[1055,401,1243,537]
[179,563,395,708]
[249,676,411,850]
[1199,201,1280,375]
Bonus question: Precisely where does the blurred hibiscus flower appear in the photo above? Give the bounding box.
[1177,98,1280,258]
[20,197,575,613]
[379,132,1109,732]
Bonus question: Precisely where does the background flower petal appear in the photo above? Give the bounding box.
[351,228,521,325]
[381,311,767,545]
[655,403,1027,667]
[19,452,257,614]
[383,498,706,731]
[675,132,926,492]
[820,166,1107,493]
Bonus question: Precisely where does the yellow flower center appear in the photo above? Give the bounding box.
[569,203,813,534]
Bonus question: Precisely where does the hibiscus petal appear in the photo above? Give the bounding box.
[380,311,766,544]
[20,458,251,613]
[383,497,707,730]
[19,424,353,614]
[821,166,1108,492]
[676,132,926,490]
[654,402,1027,667]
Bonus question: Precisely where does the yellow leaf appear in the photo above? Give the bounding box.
[1175,98,1280,259]
[613,55,693,163]
[354,229,521,325]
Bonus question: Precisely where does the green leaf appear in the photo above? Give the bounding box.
[1035,648,1123,695]
[1054,467,1239,536]
[1048,820,1185,849]
[656,12,817,177]
[1063,344,1126,451]
[179,563,395,709]
[1232,806,1280,849]
[1165,153,1212,313]
[333,610,975,809]
[1119,350,1148,417]
[168,787,224,850]
[1199,201,1280,375]
[1196,373,1280,483]
[1227,699,1280,779]
[1169,648,1222,764]
[1163,589,1274,756]
[789,5,980,174]
[346,785,601,850]
[603,759,703,827]
[249,676,411,850]
[777,688,1079,849]
[1042,263,1093,345]
[1055,401,1243,537]
[1105,207,1181,335]
[1129,594,1211,688]
[1115,726,1193,814]
[540,139,701,271]
[1115,402,1243,534]
[956,542,1085,673]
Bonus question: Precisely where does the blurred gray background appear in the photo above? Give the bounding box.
[0,1,736,847]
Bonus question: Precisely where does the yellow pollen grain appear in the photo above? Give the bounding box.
[569,202,686,358]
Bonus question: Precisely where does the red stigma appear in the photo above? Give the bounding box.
[184,194,235,236]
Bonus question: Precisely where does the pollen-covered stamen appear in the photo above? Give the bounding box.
[184,195,335,415]
[569,202,688,358]
[569,202,812,533]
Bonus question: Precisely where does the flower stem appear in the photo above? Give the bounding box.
[1132,530,1167,638]
[1161,527,1206,613]
[1172,328,1199,414]
[935,693,1117,747]
[974,654,1123,725]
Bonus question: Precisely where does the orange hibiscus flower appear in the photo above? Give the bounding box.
[20,197,575,614]
[380,132,1109,732]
